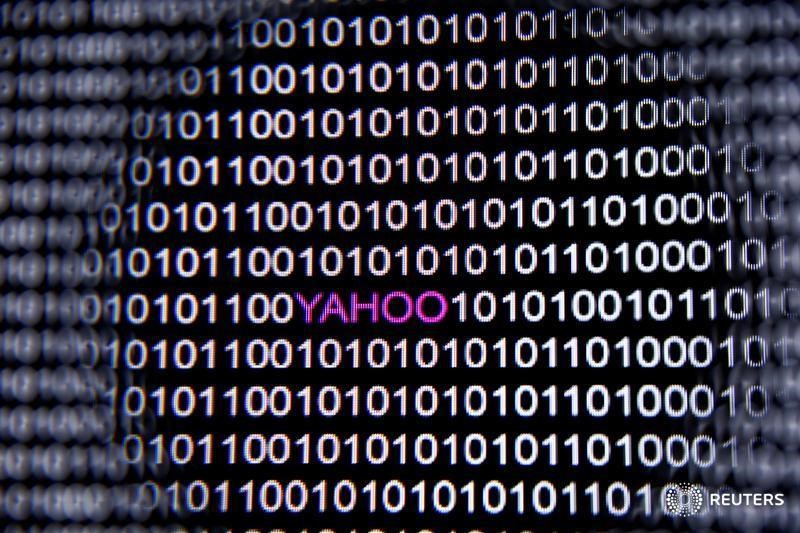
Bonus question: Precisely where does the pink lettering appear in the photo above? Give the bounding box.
[382,291,414,324]
[293,291,449,325]
[350,292,380,323]
[295,292,324,324]
[416,290,448,323]
[319,292,349,324]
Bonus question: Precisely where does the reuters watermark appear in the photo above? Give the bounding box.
[661,484,786,517]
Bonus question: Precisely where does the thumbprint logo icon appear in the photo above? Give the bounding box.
[663,483,704,517]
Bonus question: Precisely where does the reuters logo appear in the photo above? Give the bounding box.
[663,483,704,517]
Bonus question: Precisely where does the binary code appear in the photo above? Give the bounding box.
[1,0,799,531]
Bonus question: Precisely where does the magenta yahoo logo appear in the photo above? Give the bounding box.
[295,291,448,324]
